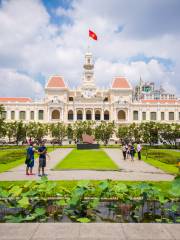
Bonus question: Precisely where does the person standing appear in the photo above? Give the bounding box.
[38,141,48,177]
[25,142,36,175]
[137,143,142,160]
[122,144,127,160]
[130,144,135,161]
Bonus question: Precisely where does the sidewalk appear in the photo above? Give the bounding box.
[0,148,174,181]
[0,223,179,240]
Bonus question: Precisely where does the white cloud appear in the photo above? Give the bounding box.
[0,69,43,98]
[0,0,179,98]
[94,59,177,93]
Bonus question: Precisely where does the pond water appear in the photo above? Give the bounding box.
[0,200,179,223]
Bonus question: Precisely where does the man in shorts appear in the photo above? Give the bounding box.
[25,142,37,175]
[38,141,48,177]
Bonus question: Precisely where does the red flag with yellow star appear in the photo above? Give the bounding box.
[89,29,97,40]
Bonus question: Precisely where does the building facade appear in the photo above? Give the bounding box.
[1,52,180,124]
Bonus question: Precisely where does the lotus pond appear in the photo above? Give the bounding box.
[0,178,179,223]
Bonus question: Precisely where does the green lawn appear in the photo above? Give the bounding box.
[54,149,119,170]
[142,149,179,175]
[0,146,55,173]
[0,148,27,173]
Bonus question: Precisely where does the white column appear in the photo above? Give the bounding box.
[6,110,11,120]
[146,110,150,121]
[26,111,30,122]
[157,109,161,121]
[175,110,178,122]
[15,110,19,121]
[126,109,129,122]
[74,108,77,121]
[35,109,38,122]
[61,108,63,121]
[92,109,95,120]
[83,109,86,120]
[139,109,142,122]
[101,109,104,121]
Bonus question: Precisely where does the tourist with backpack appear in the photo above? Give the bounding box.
[130,144,136,161]
[25,142,37,175]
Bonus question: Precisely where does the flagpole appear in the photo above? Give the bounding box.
[88,29,90,53]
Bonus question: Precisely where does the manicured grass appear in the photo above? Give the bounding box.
[0,147,54,173]
[54,149,119,170]
[142,149,179,175]
[0,148,26,173]
[0,180,173,197]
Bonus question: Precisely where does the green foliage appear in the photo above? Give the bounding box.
[0,178,179,223]
[67,124,73,140]
[49,122,66,143]
[95,121,115,145]
[27,122,48,142]
[116,125,129,143]
[73,121,95,141]
[0,105,6,138]
[18,196,30,208]
[8,185,22,197]
[169,177,180,197]
[159,123,180,146]
[77,217,91,223]
[1,120,180,148]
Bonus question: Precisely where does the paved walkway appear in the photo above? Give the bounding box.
[0,223,179,240]
[0,148,174,181]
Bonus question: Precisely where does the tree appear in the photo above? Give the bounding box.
[0,104,4,116]
[6,122,15,142]
[140,121,159,159]
[12,121,26,145]
[116,125,130,143]
[159,123,180,147]
[67,124,73,143]
[128,123,141,143]
[95,121,115,145]
[26,122,48,143]
[49,122,67,144]
[140,121,159,146]
[0,105,6,139]
[26,122,38,141]
[35,123,48,143]
[73,121,94,141]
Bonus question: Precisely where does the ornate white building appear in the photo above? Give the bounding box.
[1,51,180,124]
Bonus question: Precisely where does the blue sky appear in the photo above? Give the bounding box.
[0,0,179,98]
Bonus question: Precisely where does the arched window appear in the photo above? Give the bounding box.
[68,110,73,121]
[77,110,83,120]
[104,110,109,120]
[118,110,126,120]
[86,110,92,120]
[52,110,60,120]
[95,110,101,120]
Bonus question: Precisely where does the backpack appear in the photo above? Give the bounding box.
[25,148,31,164]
